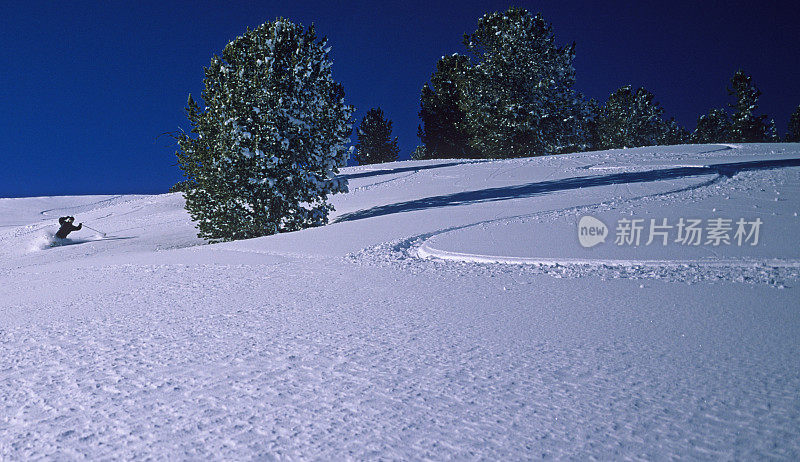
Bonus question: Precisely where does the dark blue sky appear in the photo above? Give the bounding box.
[1,0,797,197]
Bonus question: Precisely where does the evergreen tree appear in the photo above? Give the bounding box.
[728,70,771,142]
[411,145,428,160]
[786,105,800,142]
[354,108,399,165]
[417,54,474,158]
[768,119,780,142]
[585,98,601,151]
[662,117,690,145]
[595,86,670,149]
[461,8,589,158]
[692,108,731,143]
[175,18,353,242]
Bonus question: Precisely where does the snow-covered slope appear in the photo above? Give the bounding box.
[1,144,799,459]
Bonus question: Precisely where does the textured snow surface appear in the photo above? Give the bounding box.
[1,144,799,459]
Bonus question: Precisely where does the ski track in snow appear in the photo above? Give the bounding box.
[353,167,800,287]
[351,145,800,288]
[2,144,800,459]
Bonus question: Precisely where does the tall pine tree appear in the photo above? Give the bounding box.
[692,108,731,143]
[461,8,589,158]
[786,105,800,142]
[417,54,474,159]
[175,18,353,242]
[354,108,399,165]
[594,86,671,150]
[728,70,771,142]
[662,117,690,145]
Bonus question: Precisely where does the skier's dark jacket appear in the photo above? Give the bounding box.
[56,216,82,239]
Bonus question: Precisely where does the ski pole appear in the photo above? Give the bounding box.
[83,224,107,237]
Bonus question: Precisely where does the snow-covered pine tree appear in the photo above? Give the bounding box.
[728,70,771,142]
[662,117,689,145]
[353,108,399,165]
[175,18,354,242]
[788,105,800,142]
[462,8,589,158]
[692,108,731,143]
[585,98,601,151]
[595,86,669,150]
[410,145,428,160]
[768,119,780,142]
[417,54,474,159]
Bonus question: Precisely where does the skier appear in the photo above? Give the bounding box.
[55,216,82,239]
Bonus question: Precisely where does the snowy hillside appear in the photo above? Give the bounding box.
[2,144,799,459]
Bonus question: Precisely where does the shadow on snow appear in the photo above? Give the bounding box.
[335,157,800,223]
[337,160,487,181]
[49,236,135,248]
